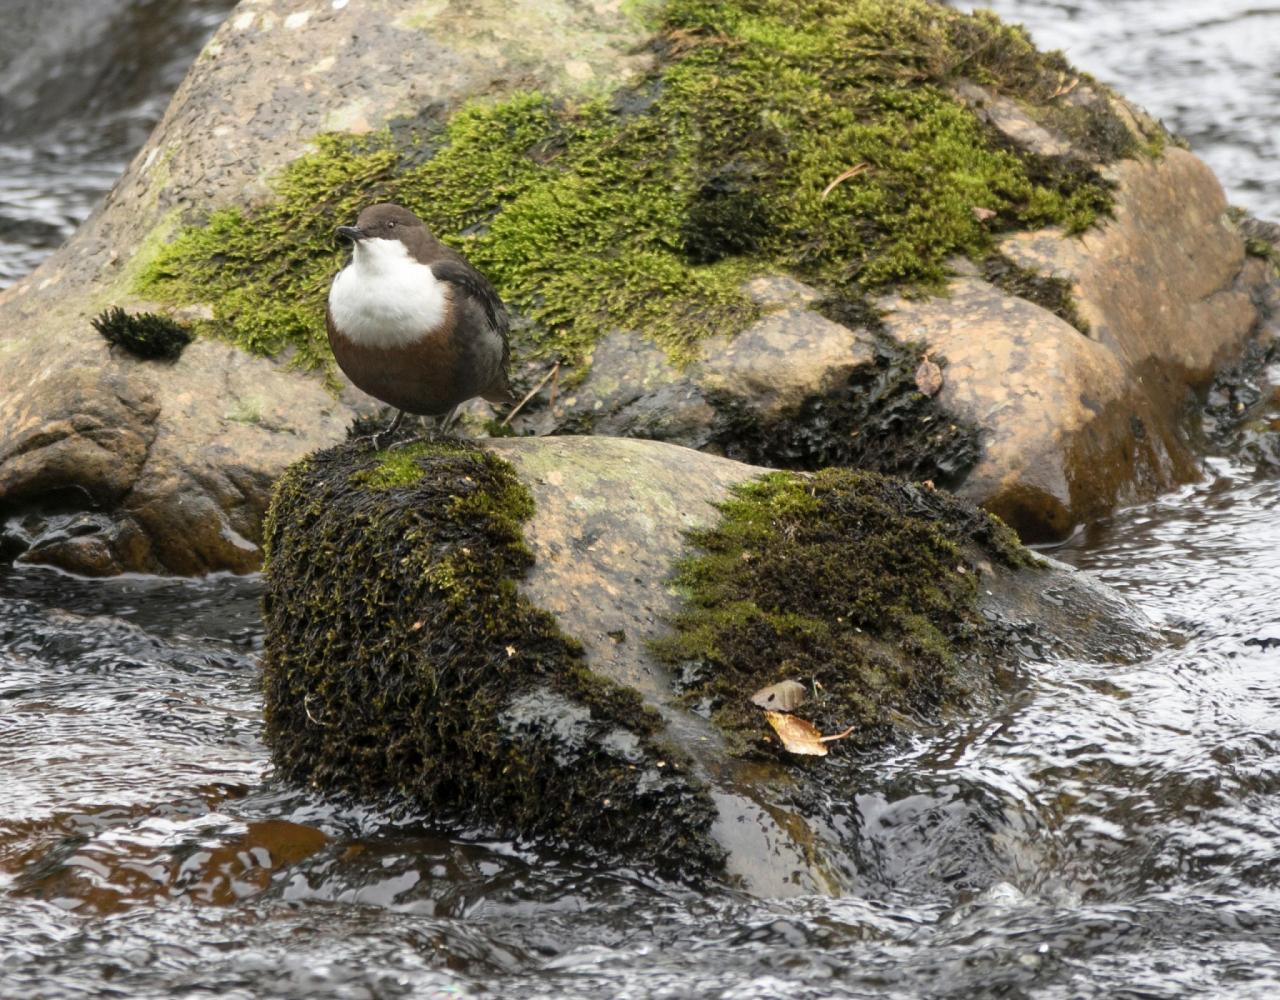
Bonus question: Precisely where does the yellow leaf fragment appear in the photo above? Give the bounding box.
[765,712,856,755]
[765,711,828,756]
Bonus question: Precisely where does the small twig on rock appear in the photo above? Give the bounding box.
[304,692,331,728]
[821,162,870,201]
[502,362,561,427]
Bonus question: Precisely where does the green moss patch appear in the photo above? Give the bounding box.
[262,438,723,876]
[138,0,1137,376]
[946,10,1151,162]
[654,468,1036,753]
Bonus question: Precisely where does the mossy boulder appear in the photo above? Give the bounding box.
[0,0,652,575]
[1,0,1275,574]
[263,433,1151,894]
[262,439,724,879]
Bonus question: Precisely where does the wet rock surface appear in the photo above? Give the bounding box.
[0,0,1275,574]
[263,433,1153,893]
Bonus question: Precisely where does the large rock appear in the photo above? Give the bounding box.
[0,0,653,574]
[262,434,1150,895]
[1,0,1275,575]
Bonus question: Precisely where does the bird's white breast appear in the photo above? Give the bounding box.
[328,238,448,348]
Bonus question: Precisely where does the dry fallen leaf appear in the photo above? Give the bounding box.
[765,712,857,756]
[915,356,943,397]
[751,679,808,711]
[971,206,997,222]
[765,711,828,755]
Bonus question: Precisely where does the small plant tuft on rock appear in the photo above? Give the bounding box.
[91,306,193,361]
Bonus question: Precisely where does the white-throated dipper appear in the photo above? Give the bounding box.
[328,202,515,447]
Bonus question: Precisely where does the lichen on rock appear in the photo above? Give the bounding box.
[653,467,1037,752]
[137,0,1138,378]
[261,438,724,876]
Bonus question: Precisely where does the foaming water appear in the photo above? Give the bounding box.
[3,462,1280,998]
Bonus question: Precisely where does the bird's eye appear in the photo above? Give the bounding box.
[387,220,397,229]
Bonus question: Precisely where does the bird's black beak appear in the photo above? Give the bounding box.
[335,225,365,242]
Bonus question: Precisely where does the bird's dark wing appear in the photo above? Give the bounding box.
[430,253,516,404]
[429,254,509,338]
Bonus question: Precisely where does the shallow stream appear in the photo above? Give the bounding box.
[1,2,1279,997]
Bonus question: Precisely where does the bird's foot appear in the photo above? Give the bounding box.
[364,429,395,451]
[386,434,429,452]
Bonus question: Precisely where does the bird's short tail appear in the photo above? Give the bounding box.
[482,371,518,406]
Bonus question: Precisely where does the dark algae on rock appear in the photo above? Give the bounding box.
[981,252,1090,335]
[261,438,724,877]
[136,0,1135,378]
[90,306,193,361]
[709,330,983,488]
[654,468,1036,754]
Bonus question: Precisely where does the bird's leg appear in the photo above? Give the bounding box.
[435,404,461,437]
[370,409,406,450]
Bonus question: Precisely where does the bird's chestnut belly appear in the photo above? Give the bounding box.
[328,326,485,416]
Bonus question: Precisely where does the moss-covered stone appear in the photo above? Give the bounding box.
[261,438,723,876]
[137,0,1139,378]
[654,468,1037,753]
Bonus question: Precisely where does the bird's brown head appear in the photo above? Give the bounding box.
[335,203,429,246]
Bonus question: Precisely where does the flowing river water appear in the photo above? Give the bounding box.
[2,2,1279,997]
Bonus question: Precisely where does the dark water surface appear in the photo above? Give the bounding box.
[3,460,1280,999]
[0,0,235,286]
[2,1,1280,997]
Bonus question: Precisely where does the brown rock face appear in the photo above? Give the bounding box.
[0,0,651,575]
[883,149,1269,541]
